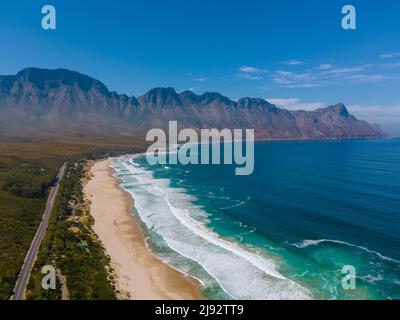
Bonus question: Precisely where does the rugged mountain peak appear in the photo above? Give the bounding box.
[179,90,200,104]
[0,68,385,139]
[317,103,350,118]
[14,68,111,96]
[237,97,277,111]
[200,92,233,105]
[139,87,182,107]
[333,103,350,117]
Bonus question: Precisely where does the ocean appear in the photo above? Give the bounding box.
[112,139,400,300]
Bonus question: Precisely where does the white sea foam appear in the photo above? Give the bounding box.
[111,156,311,300]
[293,239,400,264]
[359,274,384,284]
[219,200,245,210]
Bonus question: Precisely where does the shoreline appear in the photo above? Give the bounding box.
[83,158,203,300]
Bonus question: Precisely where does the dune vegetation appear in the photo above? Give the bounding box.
[0,137,146,299]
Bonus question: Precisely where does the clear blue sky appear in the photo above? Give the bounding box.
[1,0,400,132]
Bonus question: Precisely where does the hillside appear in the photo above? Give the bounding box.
[0,68,384,139]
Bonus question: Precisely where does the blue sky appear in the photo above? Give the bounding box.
[1,0,400,133]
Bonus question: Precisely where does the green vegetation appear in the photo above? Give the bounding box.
[0,138,147,299]
[0,142,86,300]
[0,187,46,299]
[26,162,116,300]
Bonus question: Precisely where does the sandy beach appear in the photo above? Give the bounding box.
[83,158,202,300]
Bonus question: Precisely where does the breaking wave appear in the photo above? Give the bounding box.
[292,239,400,264]
[111,155,310,300]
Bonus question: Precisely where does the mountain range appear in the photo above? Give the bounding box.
[0,68,384,139]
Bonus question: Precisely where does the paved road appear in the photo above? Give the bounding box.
[11,163,67,300]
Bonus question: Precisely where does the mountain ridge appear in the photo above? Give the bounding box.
[0,68,385,139]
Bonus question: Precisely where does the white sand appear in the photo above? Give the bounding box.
[83,158,202,300]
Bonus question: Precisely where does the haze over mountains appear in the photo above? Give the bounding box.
[0,68,384,139]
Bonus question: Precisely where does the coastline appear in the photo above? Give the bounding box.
[83,158,203,300]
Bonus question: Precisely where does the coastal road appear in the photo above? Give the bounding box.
[11,163,67,300]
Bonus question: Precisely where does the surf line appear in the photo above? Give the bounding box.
[145,120,255,176]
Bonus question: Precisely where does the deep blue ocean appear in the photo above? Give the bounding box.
[113,139,400,300]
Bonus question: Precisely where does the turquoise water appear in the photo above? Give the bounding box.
[112,139,400,300]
